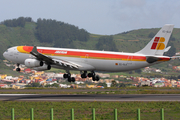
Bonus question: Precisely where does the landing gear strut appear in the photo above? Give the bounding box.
[16,63,21,72]
[63,71,75,82]
[81,71,87,78]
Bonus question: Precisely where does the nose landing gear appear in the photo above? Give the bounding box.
[16,63,21,72]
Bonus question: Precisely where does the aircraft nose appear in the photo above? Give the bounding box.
[3,51,6,58]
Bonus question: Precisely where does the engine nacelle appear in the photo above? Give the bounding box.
[33,64,51,71]
[24,59,43,68]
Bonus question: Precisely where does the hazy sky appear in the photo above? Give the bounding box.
[0,0,180,35]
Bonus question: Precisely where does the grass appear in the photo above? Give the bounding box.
[1,87,180,94]
[0,101,180,120]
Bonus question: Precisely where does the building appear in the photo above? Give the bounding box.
[139,80,151,87]
[24,68,32,73]
[0,84,8,88]
[106,83,112,87]
[0,74,7,79]
[86,84,96,88]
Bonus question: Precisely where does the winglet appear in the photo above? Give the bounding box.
[30,46,53,63]
[31,46,37,52]
[30,46,39,58]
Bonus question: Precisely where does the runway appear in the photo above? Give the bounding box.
[0,94,180,101]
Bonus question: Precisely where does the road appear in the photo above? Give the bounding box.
[0,94,180,101]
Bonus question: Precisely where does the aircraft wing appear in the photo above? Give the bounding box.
[30,46,80,69]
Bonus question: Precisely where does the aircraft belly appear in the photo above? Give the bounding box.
[51,56,150,72]
[78,58,148,72]
[15,54,149,72]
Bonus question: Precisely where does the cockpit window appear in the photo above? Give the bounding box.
[6,50,8,52]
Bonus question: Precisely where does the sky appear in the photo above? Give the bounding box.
[0,0,180,35]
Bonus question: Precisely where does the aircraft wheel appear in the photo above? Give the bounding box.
[81,73,87,78]
[63,74,68,78]
[68,77,71,82]
[16,68,21,72]
[95,75,100,81]
[88,73,93,77]
[71,77,75,82]
[92,76,96,81]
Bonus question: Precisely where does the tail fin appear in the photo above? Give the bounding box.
[136,24,174,56]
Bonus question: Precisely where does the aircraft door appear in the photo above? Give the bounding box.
[127,56,133,66]
[84,54,89,62]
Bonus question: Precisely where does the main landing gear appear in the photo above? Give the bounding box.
[81,71,100,81]
[63,72,75,82]
[16,63,21,72]
[87,71,100,81]
[63,70,100,82]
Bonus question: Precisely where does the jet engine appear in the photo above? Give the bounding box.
[33,64,51,71]
[24,59,43,68]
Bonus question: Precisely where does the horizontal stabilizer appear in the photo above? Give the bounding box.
[164,46,171,52]
[171,56,180,59]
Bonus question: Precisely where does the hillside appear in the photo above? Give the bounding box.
[0,17,180,75]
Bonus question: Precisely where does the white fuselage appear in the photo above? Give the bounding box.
[3,46,169,72]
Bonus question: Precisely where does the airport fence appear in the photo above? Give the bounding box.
[9,108,165,120]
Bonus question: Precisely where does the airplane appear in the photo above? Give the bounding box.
[3,24,174,82]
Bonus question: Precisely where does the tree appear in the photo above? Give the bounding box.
[117,83,126,87]
[52,83,59,87]
[36,19,89,47]
[135,69,142,74]
[111,80,117,87]
[164,42,176,57]
[97,82,107,87]
[96,36,118,51]
[31,83,40,87]
[25,82,41,87]
[3,17,30,27]
[148,32,155,38]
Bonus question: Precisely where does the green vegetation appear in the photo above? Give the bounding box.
[0,101,180,119]
[96,35,118,51]
[2,17,32,27]
[36,19,89,48]
[1,87,180,94]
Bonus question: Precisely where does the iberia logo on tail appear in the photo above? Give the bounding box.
[151,37,165,50]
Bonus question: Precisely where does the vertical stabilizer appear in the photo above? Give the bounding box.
[136,24,174,56]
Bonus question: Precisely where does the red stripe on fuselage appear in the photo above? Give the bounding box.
[22,46,146,61]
